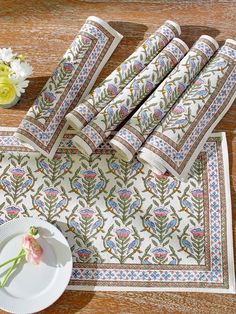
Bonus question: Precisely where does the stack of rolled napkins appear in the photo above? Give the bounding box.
[15,17,236,181]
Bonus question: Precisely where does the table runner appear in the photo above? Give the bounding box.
[0,128,234,293]
[14,16,123,159]
[111,35,218,161]
[72,38,188,155]
[66,20,181,132]
[139,39,236,180]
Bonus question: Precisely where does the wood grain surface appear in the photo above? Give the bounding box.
[0,1,236,313]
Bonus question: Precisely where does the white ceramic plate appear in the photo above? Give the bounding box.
[0,217,72,313]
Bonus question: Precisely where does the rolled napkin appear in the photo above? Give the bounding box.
[66,20,181,131]
[138,39,236,180]
[110,35,219,161]
[14,16,123,159]
[72,38,189,155]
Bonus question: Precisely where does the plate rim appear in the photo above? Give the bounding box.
[0,217,73,314]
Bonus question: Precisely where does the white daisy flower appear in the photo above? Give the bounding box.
[11,77,29,97]
[10,59,33,79]
[0,48,14,63]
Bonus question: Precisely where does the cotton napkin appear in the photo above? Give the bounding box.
[66,20,181,131]
[72,38,189,155]
[138,39,236,180]
[14,16,122,159]
[110,35,219,161]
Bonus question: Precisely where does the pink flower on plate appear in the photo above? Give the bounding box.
[22,234,43,265]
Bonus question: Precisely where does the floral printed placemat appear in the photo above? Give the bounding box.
[0,128,234,293]
[15,16,122,159]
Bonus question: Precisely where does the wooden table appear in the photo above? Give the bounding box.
[0,1,236,313]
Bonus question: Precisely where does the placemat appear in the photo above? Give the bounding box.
[0,128,234,293]
[111,35,218,162]
[14,16,122,159]
[66,20,180,132]
[72,38,188,155]
[138,39,236,180]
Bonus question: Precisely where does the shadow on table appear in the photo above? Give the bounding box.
[180,25,221,47]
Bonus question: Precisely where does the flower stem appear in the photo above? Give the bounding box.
[0,252,25,268]
[0,249,25,288]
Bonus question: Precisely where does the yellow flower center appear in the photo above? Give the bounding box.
[0,77,16,105]
[0,63,11,77]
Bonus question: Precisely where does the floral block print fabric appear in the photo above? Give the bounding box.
[14,16,123,159]
[66,20,181,132]
[72,38,189,156]
[111,35,219,162]
[0,128,234,293]
[139,39,236,180]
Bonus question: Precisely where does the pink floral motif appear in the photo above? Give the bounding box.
[118,188,132,200]
[81,35,91,44]
[115,227,131,240]
[145,81,154,93]
[155,173,168,181]
[63,62,74,73]
[10,167,25,178]
[82,170,97,180]
[172,105,185,115]
[5,205,21,218]
[79,207,95,219]
[153,108,164,121]
[177,82,186,94]
[44,187,59,199]
[119,105,129,119]
[194,78,205,86]
[191,188,204,199]
[154,207,170,218]
[190,227,204,238]
[152,247,169,259]
[133,60,144,73]
[22,234,43,265]
[107,84,118,97]
[44,91,56,103]
[76,248,93,260]
[53,153,62,160]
